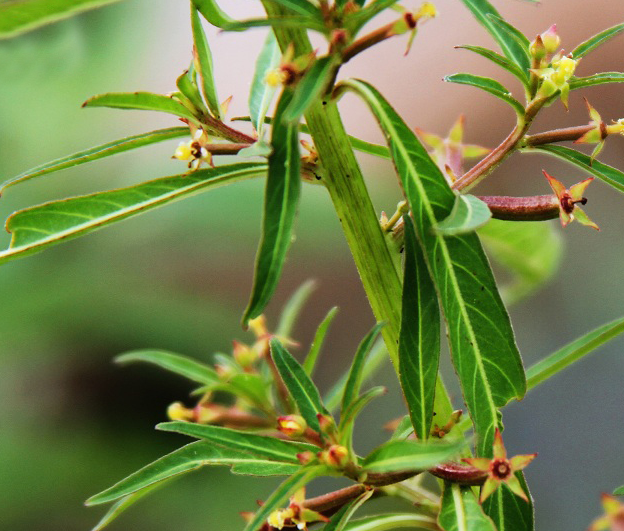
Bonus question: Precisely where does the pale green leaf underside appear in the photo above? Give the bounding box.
[435,194,492,235]
[438,483,497,531]
[0,162,266,266]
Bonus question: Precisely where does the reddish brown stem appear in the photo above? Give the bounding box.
[205,143,251,155]
[524,124,594,146]
[429,462,487,486]
[342,22,394,63]
[478,194,559,221]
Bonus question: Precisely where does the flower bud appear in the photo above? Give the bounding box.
[233,340,257,367]
[540,24,560,54]
[167,402,194,421]
[277,415,308,437]
[318,444,349,468]
[529,35,546,61]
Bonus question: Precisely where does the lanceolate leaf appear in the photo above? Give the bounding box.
[1,127,189,192]
[444,73,525,117]
[242,89,301,326]
[270,0,321,17]
[0,162,266,266]
[323,490,374,531]
[303,306,339,376]
[525,144,624,193]
[339,386,386,450]
[344,513,439,531]
[458,0,530,76]
[399,215,439,441]
[526,316,624,391]
[435,194,492,236]
[341,79,526,456]
[83,92,201,124]
[276,280,317,338]
[0,0,123,39]
[486,14,531,69]
[360,439,463,474]
[572,23,624,59]
[115,350,219,385]
[176,68,209,114]
[456,45,528,87]
[222,16,327,33]
[249,31,281,139]
[192,0,237,29]
[191,6,221,119]
[482,476,534,531]
[438,483,497,531]
[157,421,318,462]
[86,441,300,506]
[270,338,328,433]
[568,72,624,90]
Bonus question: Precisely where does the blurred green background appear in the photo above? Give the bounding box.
[1,1,623,530]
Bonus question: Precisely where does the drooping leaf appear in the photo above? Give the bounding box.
[157,422,318,462]
[343,513,439,531]
[444,73,525,117]
[572,23,624,59]
[435,194,492,235]
[282,56,336,124]
[82,92,201,124]
[242,89,301,326]
[526,316,624,391]
[568,72,624,90]
[192,0,237,29]
[0,0,123,39]
[456,45,529,87]
[478,219,562,306]
[322,489,374,531]
[270,338,329,433]
[1,128,189,192]
[399,215,439,441]
[276,280,317,338]
[341,79,526,456]
[115,350,219,385]
[86,441,300,506]
[303,306,339,376]
[524,144,624,193]
[0,162,266,266]
[360,439,463,474]
[482,475,534,531]
[249,31,281,139]
[438,483,497,531]
[190,5,221,119]
[457,0,530,76]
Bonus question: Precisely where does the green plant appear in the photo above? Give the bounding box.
[2,1,624,530]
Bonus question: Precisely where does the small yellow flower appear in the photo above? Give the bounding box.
[277,415,308,437]
[172,129,212,170]
[266,488,328,530]
[532,55,579,108]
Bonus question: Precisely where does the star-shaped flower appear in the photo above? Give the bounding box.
[587,493,624,531]
[543,170,599,230]
[267,488,328,530]
[463,429,536,504]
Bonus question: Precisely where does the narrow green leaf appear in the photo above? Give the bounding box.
[208,372,273,411]
[270,338,328,432]
[283,56,336,124]
[526,316,624,391]
[568,72,624,90]
[486,14,531,67]
[176,67,209,114]
[360,439,463,474]
[435,194,492,235]
[458,0,530,75]
[482,475,534,531]
[341,322,385,414]
[223,16,327,33]
[303,306,339,376]
[390,415,414,441]
[249,31,281,139]
[339,386,386,450]
[86,441,299,506]
[231,462,300,476]
[242,90,301,326]
[1,128,189,192]
[157,422,317,462]
[444,73,525,117]
[614,486,624,495]
[270,0,321,17]
[525,144,624,193]
[276,280,317,339]
[341,79,526,456]
[438,483,497,531]
[0,0,123,39]
[191,5,221,119]
[323,490,374,531]
[399,215,439,441]
[478,219,562,306]
[456,45,529,87]
[83,92,201,124]
[192,0,237,29]
[115,350,218,385]
[0,162,266,266]
[572,23,624,59]
[344,514,439,531]
[243,466,328,531]
[348,0,401,34]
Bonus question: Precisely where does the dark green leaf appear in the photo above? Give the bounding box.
[223,16,327,33]
[303,306,339,376]
[0,0,123,39]
[157,422,317,462]
[270,338,328,432]
[191,6,221,119]
[399,215,439,441]
[83,92,201,124]
[0,162,266,266]
[486,14,531,68]
[323,490,374,531]
[115,350,218,385]
[438,483,497,531]
[444,73,525,117]
[360,439,463,474]
[456,45,529,87]
[569,72,624,90]
[276,280,317,339]
[572,23,624,59]
[341,79,526,456]
[1,127,188,192]
[242,90,301,326]
[341,322,385,414]
[283,56,336,124]
[435,194,492,235]
[192,0,237,29]
[482,475,534,531]
[524,144,624,193]
[343,513,439,531]
[249,31,281,138]
[526,316,624,391]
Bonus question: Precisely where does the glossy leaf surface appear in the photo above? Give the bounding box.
[438,483,497,531]
[445,73,525,117]
[435,194,492,235]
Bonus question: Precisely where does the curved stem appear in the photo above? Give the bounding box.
[478,194,559,221]
[524,124,594,146]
